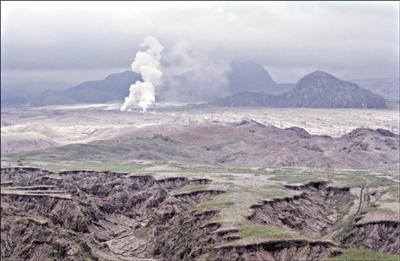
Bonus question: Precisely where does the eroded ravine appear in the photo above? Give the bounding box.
[1,167,225,260]
[1,168,399,260]
[247,180,400,256]
[248,181,354,238]
[340,220,400,255]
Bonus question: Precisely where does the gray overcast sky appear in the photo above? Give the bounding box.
[1,1,399,84]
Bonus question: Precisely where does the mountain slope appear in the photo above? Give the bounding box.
[227,60,293,95]
[1,82,70,108]
[159,60,294,102]
[31,71,141,106]
[212,71,386,108]
[351,78,399,100]
[280,71,386,108]
[30,61,292,106]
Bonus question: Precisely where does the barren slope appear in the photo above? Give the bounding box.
[12,120,399,170]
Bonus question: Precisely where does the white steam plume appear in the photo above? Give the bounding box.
[121,36,163,112]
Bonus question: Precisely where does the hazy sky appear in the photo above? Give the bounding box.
[1,1,399,85]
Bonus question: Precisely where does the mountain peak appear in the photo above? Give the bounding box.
[213,70,386,109]
[230,60,274,82]
[309,70,333,77]
[227,60,290,95]
[296,70,348,91]
[104,70,139,81]
[301,70,338,81]
[287,71,386,108]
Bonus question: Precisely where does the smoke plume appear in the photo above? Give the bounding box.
[159,41,230,102]
[121,36,163,112]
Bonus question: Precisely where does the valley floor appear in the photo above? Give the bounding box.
[2,102,399,153]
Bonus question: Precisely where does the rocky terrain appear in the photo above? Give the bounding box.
[249,182,355,238]
[2,2,399,260]
[2,101,398,155]
[9,120,399,170]
[1,102,398,260]
[211,71,386,108]
[1,167,223,260]
[1,167,399,260]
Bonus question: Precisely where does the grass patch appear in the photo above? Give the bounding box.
[332,170,397,189]
[58,162,144,173]
[230,185,295,199]
[172,185,209,194]
[269,169,321,184]
[363,206,398,216]
[196,193,235,211]
[385,185,400,202]
[1,159,152,174]
[236,219,300,241]
[327,248,400,261]
[220,174,236,181]
[268,169,398,189]
[170,163,263,174]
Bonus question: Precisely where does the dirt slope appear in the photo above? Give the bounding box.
[2,168,399,260]
[17,120,399,170]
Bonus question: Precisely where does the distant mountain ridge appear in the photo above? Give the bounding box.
[30,60,293,106]
[351,78,399,100]
[158,60,293,102]
[31,71,141,106]
[2,61,393,108]
[1,81,70,108]
[211,71,386,108]
[227,60,293,95]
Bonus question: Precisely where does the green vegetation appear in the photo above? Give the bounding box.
[3,136,205,165]
[236,219,300,241]
[2,158,153,173]
[230,185,295,199]
[220,174,236,181]
[196,193,235,211]
[363,206,398,216]
[169,163,264,174]
[195,183,300,245]
[267,168,398,190]
[269,169,321,183]
[172,185,209,194]
[386,185,400,202]
[336,173,394,188]
[60,161,150,173]
[196,184,293,213]
[327,248,400,261]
